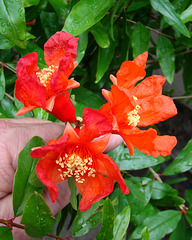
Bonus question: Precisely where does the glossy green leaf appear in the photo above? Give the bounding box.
[151,181,178,199]
[132,23,150,58]
[29,168,45,188]
[151,195,185,207]
[68,177,77,210]
[113,206,130,240]
[22,0,40,7]
[125,179,147,205]
[163,139,192,176]
[33,108,49,120]
[150,0,190,37]
[0,34,14,49]
[0,0,27,48]
[72,86,105,110]
[183,52,192,94]
[76,31,88,64]
[126,0,150,12]
[63,0,114,36]
[131,210,181,240]
[170,217,186,240]
[172,0,191,13]
[141,226,150,240]
[156,35,175,84]
[0,96,21,118]
[97,198,115,240]
[0,68,5,100]
[72,200,104,237]
[90,22,110,48]
[21,192,56,238]
[13,136,45,217]
[185,189,192,205]
[96,38,116,83]
[0,227,12,240]
[48,0,69,19]
[180,4,192,23]
[185,206,192,227]
[56,205,69,236]
[108,145,166,171]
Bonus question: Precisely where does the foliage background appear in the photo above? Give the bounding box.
[0,0,192,239]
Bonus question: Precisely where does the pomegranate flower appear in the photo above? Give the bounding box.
[15,31,80,122]
[101,52,177,157]
[31,108,129,211]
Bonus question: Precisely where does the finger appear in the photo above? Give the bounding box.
[104,134,123,153]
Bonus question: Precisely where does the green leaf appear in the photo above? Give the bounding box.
[170,217,186,240]
[131,210,181,240]
[108,145,167,171]
[151,195,185,207]
[0,68,5,100]
[141,226,150,240]
[183,52,192,94]
[72,200,104,237]
[63,0,114,36]
[96,38,116,83]
[185,189,192,205]
[0,0,27,48]
[22,0,40,7]
[180,4,192,23]
[97,198,115,240]
[72,86,105,110]
[0,34,14,49]
[125,179,147,205]
[113,206,130,240]
[126,0,150,12]
[185,206,192,227]
[13,136,45,217]
[151,181,178,199]
[33,108,49,120]
[0,96,21,118]
[163,139,192,176]
[150,0,190,37]
[0,226,12,240]
[21,192,56,238]
[132,23,150,58]
[56,205,69,236]
[156,35,175,84]
[90,22,110,48]
[48,0,69,19]
[68,177,77,210]
[76,31,88,64]
[29,168,45,188]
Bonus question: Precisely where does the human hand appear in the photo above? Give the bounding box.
[0,118,123,239]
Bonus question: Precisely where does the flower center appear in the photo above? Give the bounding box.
[126,96,140,127]
[36,65,58,95]
[55,145,96,183]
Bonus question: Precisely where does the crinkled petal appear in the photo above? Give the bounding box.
[132,75,166,99]
[138,95,177,126]
[152,135,177,157]
[51,56,79,93]
[116,61,146,90]
[77,173,114,211]
[48,91,76,123]
[31,134,69,158]
[96,154,129,194]
[15,74,47,109]
[16,52,39,78]
[133,51,148,68]
[44,31,79,66]
[79,108,112,143]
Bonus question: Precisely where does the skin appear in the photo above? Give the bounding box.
[0,118,123,239]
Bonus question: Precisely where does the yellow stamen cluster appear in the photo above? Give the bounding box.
[127,96,140,127]
[55,145,96,183]
[36,65,58,91]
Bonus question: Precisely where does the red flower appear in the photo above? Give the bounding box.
[100,52,177,157]
[31,108,129,211]
[15,31,80,122]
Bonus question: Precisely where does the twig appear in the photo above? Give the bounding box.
[4,92,15,102]
[149,167,163,183]
[172,95,192,100]
[0,219,68,240]
[0,61,16,74]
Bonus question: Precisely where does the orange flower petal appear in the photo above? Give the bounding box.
[16,105,36,116]
[133,51,148,68]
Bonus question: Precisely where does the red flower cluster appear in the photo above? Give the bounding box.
[31,108,129,211]
[15,31,80,122]
[100,52,177,157]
